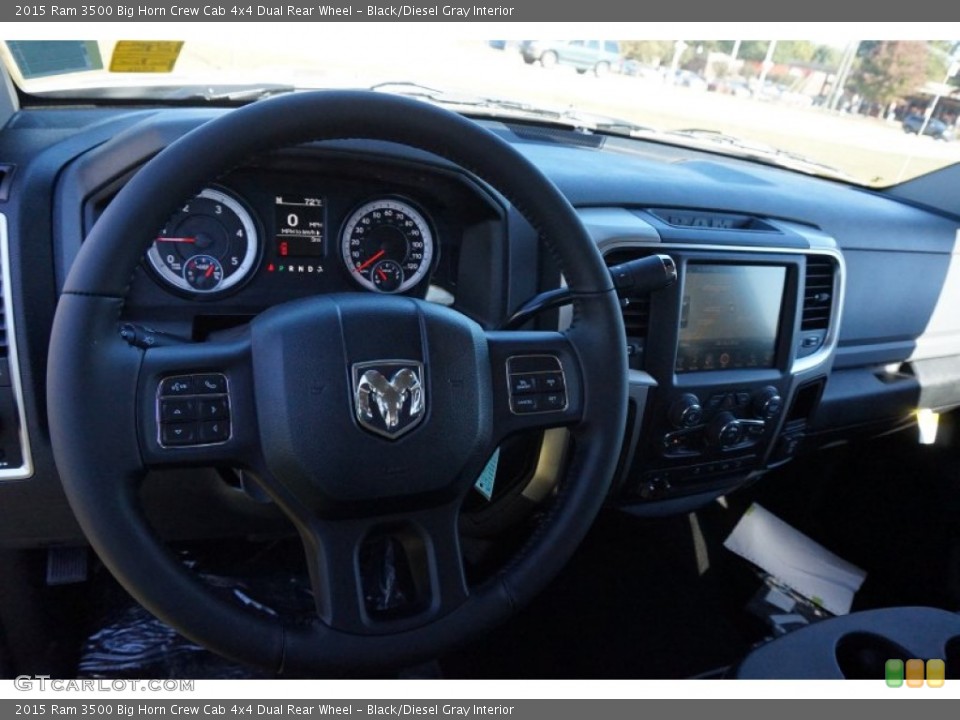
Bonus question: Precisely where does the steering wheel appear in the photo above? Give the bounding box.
[47,91,627,675]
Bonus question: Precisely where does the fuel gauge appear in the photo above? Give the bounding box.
[183,255,224,292]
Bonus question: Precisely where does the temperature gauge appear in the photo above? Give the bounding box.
[371,259,404,293]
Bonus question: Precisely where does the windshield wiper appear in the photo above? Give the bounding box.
[164,83,296,102]
[31,83,297,106]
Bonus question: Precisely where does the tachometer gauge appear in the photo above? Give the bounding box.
[146,187,260,296]
[341,198,434,294]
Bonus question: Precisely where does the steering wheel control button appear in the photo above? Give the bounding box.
[160,398,197,422]
[542,392,567,411]
[540,372,565,392]
[199,420,231,444]
[160,375,194,396]
[157,373,231,448]
[194,374,227,394]
[511,395,542,414]
[506,355,568,416]
[161,422,199,446]
[198,397,230,420]
[510,374,539,395]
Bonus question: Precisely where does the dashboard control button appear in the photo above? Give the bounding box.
[753,386,783,420]
[199,420,231,444]
[194,374,227,394]
[161,422,199,446]
[662,430,699,456]
[735,392,751,408]
[160,376,194,396]
[707,394,725,409]
[668,393,703,429]
[707,412,743,448]
[510,374,539,395]
[160,398,196,422]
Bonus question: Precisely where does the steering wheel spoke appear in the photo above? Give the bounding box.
[293,501,468,635]
[486,330,584,441]
[136,330,261,470]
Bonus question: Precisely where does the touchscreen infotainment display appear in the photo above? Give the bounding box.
[676,264,786,373]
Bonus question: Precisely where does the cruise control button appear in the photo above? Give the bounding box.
[540,372,565,392]
[160,398,196,422]
[161,422,199,446]
[542,392,567,410]
[160,376,194,396]
[193,374,227,394]
[197,396,230,420]
[511,395,541,414]
[199,420,230,444]
[510,374,539,395]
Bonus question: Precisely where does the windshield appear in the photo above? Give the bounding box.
[2,35,959,187]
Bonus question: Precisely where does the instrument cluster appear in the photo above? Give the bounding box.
[146,184,438,300]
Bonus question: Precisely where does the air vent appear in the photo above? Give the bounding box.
[605,249,653,366]
[801,256,835,331]
[620,295,650,338]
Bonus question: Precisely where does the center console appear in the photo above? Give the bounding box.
[582,207,844,510]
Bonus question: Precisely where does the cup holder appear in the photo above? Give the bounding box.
[835,632,912,679]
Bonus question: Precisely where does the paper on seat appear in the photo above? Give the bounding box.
[723,503,867,615]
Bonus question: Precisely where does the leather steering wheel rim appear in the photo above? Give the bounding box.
[47,91,628,675]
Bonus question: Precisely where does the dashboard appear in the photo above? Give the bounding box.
[0,101,959,544]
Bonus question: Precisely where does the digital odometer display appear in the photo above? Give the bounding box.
[274,195,324,257]
[676,264,786,373]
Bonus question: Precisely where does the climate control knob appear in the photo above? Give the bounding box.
[753,386,784,421]
[668,393,704,429]
[708,411,743,448]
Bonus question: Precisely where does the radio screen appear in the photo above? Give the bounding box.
[274,195,324,257]
[676,264,786,373]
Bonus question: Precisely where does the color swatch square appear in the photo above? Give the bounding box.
[885,659,904,687]
[926,659,945,688]
[906,658,925,687]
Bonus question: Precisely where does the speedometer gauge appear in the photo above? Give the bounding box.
[146,187,260,297]
[341,198,434,294]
